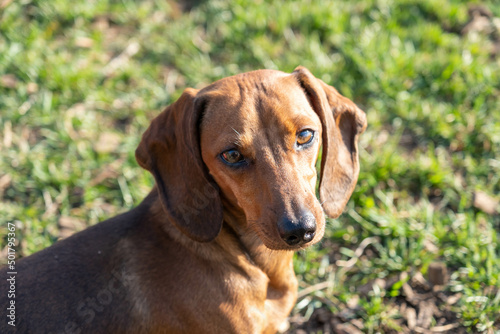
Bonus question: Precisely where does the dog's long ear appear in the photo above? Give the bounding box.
[135,88,223,242]
[293,66,367,218]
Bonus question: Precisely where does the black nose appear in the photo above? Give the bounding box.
[278,211,317,246]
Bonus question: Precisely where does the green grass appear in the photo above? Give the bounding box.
[1,0,499,332]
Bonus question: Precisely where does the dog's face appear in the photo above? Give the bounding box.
[199,71,326,250]
[136,67,366,250]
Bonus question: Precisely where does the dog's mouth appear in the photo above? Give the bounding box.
[253,221,325,251]
[282,230,315,246]
[262,236,322,251]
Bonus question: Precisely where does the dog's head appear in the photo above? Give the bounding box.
[136,67,366,250]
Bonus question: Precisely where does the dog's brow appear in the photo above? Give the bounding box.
[231,127,241,136]
[231,127,244,147]
[291,114,318,130]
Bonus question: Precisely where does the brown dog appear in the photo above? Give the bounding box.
[0,66,366,334]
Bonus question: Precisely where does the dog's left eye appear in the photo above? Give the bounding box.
[296,129,314,146]
[220,149,245,165]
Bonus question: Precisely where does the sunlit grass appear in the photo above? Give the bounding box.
[1,0,499,332]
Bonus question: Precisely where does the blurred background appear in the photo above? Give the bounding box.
[1,0,499,332]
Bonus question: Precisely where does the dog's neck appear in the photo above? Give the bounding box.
[220,196,296,288]
[145,189,295,288]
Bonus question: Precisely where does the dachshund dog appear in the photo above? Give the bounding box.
[0,66,366,334]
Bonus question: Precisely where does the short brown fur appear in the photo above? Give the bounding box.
[0,67,366,334]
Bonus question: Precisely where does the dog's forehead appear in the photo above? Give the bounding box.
[200,70,314,134]
[208,69,291,88]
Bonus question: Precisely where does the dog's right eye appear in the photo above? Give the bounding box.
[296,129,315,147]
[221,149,245,165]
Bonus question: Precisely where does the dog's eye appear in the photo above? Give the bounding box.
[296,129,314,146]
[221,149,245,165]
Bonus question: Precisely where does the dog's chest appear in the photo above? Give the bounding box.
[141,251,296,333]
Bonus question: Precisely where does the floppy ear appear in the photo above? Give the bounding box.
[135,88,223,242]
[293,66,367,218]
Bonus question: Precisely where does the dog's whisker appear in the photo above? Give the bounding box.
[231,127,241,136]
